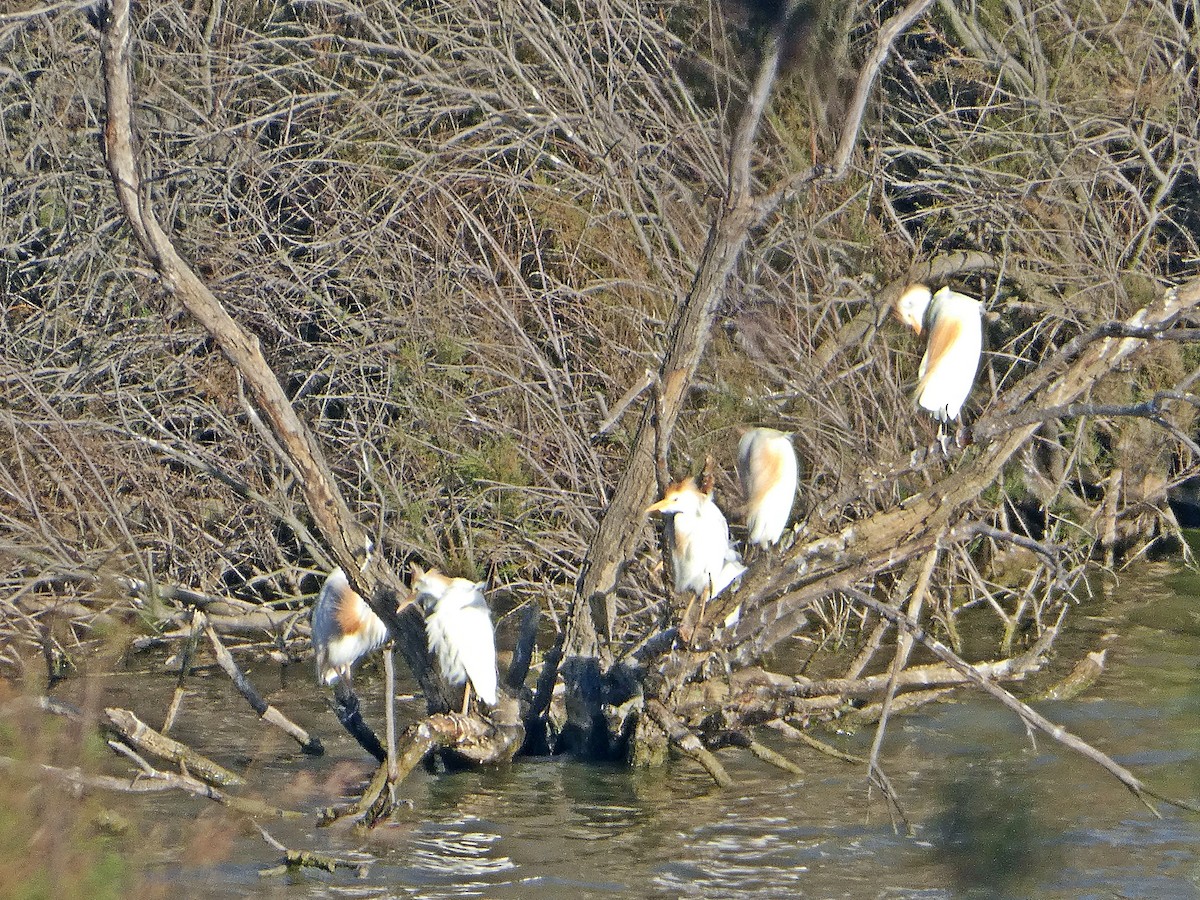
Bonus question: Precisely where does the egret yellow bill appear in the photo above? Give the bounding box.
[645,477,746,601]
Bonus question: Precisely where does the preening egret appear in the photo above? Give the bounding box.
[311,567,390,686]
[645,476,746,601]
[737,427,799,548]
[894,283,983,426]
[412,566,498,713]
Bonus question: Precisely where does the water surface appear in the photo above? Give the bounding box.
[51,563,1200,898]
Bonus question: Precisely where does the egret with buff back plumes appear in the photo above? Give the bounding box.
[894,283,983,450]
[311,567,390,686]
[737,427,799,549]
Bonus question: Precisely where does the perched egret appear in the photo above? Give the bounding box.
[646,476,746,602]
[737,427,799,548]
[412,566,498,713]
[894,283,983,426]
[311,567,390,686]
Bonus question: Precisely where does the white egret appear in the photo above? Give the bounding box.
[737,427,799,548]
[894,283,983,427]
[311,567,390,686]
[412,566,498,714]
[645,476,746,604]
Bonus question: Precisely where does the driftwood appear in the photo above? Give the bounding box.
[317,758,391,827]
[104,706,244,788]
[1033,648,1108,702]
[322,707,524,827]
[0,753,301,818]
[257,825,372,878]
[202,616,324,756]
[768,720,868,766]
[721,733,805,777]
[645,698,732,788]
[160,611,203,734]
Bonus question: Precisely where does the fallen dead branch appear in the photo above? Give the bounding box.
[646,697,732,788]
[0,754,301,818]
[256,824,372,877]
[202,615,324,756]
[104,706,244,788]
[767,720,868,766]
[328,681,387,764]
[842,588,1200,815]
[1031,648,1109,702]
[713,731,805,776]
[333,709,525,827]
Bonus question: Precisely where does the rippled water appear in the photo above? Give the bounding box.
[56,562,1200,897]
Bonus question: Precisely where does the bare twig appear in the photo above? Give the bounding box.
[842,588,1200,815]
[202,617,324,756]
[646,698,732,788]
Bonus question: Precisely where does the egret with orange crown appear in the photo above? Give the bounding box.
[311,567,390,686]
[645,476,746,630]
[737,427,799,548]
[412,566,498,714]
[894,283,983,440]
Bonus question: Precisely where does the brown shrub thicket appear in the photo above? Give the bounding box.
[2,1,1198,713]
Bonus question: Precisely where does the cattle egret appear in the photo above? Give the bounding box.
[311,567,390,686]
[646,477,746,602]
[412,566,498,713]
[737,427,799,548]
[894,283,983,427]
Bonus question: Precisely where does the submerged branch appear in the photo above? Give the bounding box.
[646,698,733,787]
[0,754,302,818]
[842,588,1200,815]
[104,707,245,788]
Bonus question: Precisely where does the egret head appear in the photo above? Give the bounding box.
[414,562,498,710]
[895,283,933,335]
[411,564,486,613]
[645,477,708,518]
[411,563,448,613]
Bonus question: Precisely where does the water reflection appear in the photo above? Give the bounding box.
[929,763,1055,899]
[408,818,516,886]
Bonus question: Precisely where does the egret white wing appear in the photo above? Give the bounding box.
[456,597,498,706]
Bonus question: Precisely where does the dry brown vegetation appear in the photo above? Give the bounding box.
[3,0,1200,815]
